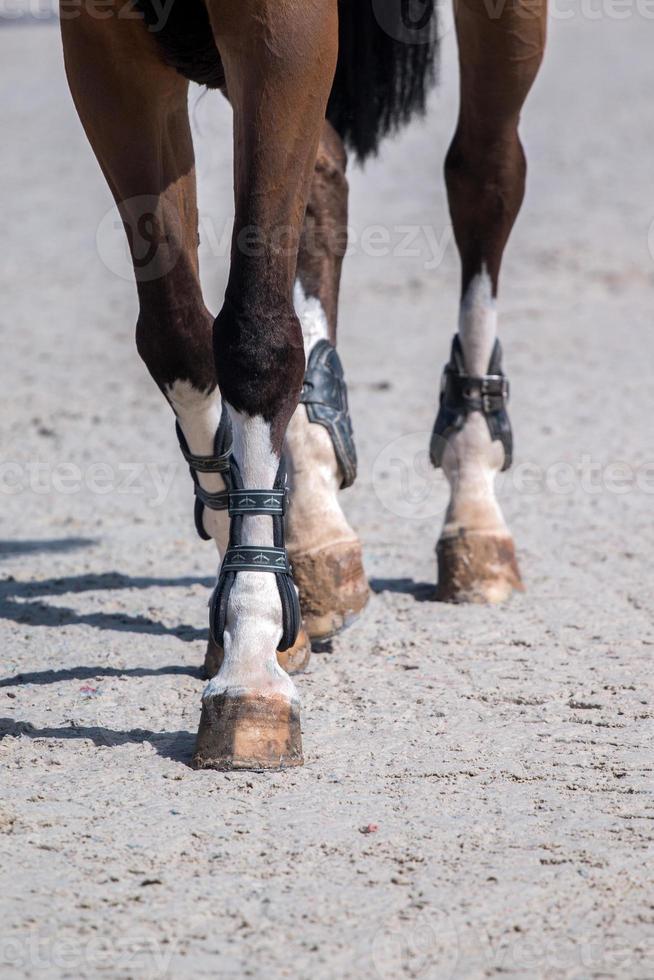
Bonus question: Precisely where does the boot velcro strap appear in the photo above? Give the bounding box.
[430,335,513,472]
[228,489,286,517]
[194,484,230,511]
[178,442,232,474]
[194,488,286,515]
[220,546,292,575]
[443,367,510,415]
[176,414,233,539]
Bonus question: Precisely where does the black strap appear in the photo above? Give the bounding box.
[176,409,233,540]
[209,457,300,653]
[441,370,509,416]
[177,430,232,474]
[194,486,230,512]
[228,489,286,517]
[220,546,292,574]
[430,335,513,472]
[190,486,286,517]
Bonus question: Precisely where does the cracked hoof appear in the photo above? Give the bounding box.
[193,691,303,771]
[436,531,523,603]
[290,541,369,640]
[202,628,311,680]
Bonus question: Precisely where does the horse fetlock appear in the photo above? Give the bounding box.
[197,575,304,770]
[203,627,312,680]
[286,406,353,550]
[441,413,507,533]
[437,413,522,601]
[286,445,369,638]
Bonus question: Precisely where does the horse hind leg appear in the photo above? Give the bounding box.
[194,0,339,770]
[284,121,370,640]
[433,0,547,603]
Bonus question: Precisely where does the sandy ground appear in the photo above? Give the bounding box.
[1,11,653,980]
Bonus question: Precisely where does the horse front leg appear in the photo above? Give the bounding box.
[194,0,339,770]
[61,4,237,659]
[62,3,310,693]
[432,0,547,603]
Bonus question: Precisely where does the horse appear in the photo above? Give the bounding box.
[60,0,547,770]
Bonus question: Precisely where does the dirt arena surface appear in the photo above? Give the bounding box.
[1,12,653,980]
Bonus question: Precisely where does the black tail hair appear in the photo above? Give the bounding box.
[327,0,440,160]
[135,0,439,162]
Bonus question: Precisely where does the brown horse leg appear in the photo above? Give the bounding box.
[435,0,547,603]
[193,0,339,769]
[285,121,369,640]
[61,5,310,679]
[60,9,230,551]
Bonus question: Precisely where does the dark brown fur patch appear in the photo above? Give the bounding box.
[133,0,225,89]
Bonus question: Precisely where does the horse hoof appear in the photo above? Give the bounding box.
[193,691,303,771]
[278,628,312,674]
[202,628,311,680]
[436,531,524,604]
[290,541,369,640]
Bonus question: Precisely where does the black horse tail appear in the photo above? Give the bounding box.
[134,0,440,162]
[327,1,440,161]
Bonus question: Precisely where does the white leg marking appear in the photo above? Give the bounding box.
[166,380,229,553]
[286,281,357,555]
[441,267,507,536]
[204,412,296,702]
[458,267,498,374]
[293,279,329,354]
